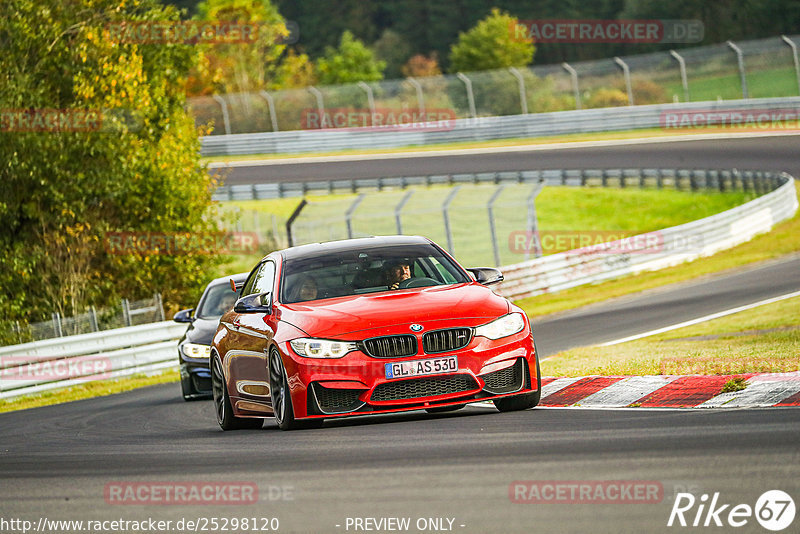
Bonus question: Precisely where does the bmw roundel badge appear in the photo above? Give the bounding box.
[410,324,423,332]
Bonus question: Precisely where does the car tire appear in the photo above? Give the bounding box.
[211,353,263,430]
[493,351,542,412]
[269,349,324,430]
[425,404,466,414]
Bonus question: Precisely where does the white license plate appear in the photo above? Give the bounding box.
[385,355,458,379]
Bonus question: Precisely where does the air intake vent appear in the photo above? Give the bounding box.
[311,384,365,414]
[370,374,477,402]
[360,335,417,358]
[481,359,524,394]
[422,328,473,354]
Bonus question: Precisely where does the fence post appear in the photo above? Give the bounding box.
[487,185,506,266]
[258,90,279,132]
[562,62,581,110]
[121,299,131,327]
[394,190,414,234]
[613,57,634,106]
[211,94,231,136]
[782,36,800,96]
[307,86,326,127]
[726,41,749,99]
[286,199,307,247]
[357,82,376,123]
[406,77,426,117]
[525,179,545,260]
[89,306,99,332]
[155,293,165,322]
[669,50,690,102]
[508,67,528,115]
[52,312,63,337]
[456,73,477,119]
[345,194,365,239]
[442,186,461,255]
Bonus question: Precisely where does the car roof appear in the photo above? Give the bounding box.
[206,272,249,287]
[280,235,433,261]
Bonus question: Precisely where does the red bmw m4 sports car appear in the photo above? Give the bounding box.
[211,235,541,430]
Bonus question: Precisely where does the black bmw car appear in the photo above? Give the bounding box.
[174,272,248,400]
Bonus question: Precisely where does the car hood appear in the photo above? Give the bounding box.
[182,316,222,345]
[277,283,510,338]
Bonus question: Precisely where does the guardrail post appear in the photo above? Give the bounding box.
[211,94,232,136]
[669,50,690,102]
[456,73,477,119]
[508,67,528,115]
[442,186,461,255]
[406,77,426,117]
[258,90,279,132]
[286,199,307,247]
[726,41,749,99]
[782,36,800,96]
[357,82,376,124]
[394,190,414,234]
[613,57,634,106]
[307,86,326,127]
[487,185,506,266]
[561,62,581,110]
[345,194,365,239]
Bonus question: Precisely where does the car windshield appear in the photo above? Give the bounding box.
[197,283,239,319]
[281,243,470,304]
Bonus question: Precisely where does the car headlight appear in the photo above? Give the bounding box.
[474,313,525,340]
[289,338,357,359]
[181,342,211,358]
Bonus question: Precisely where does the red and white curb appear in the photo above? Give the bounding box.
[534,372,800,408]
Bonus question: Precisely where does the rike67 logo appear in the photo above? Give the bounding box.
[668,490,795,531]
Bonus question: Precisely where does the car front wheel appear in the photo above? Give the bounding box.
[269,349,323,431]
[211,353,262,430]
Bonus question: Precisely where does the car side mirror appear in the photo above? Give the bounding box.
[234,292,272,313]
[467,267,504,286]
[173,308,194,323]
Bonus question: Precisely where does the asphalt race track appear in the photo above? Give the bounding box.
[218,134,800,185]
[2,135,799,533]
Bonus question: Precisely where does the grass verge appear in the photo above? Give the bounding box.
[0,370,180,414]
[518,183,800,319]
[540,295,800,378]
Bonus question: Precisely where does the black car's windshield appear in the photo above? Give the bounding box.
[197,283,239,319]
[281,244,470,304]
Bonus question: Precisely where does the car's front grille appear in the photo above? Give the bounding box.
[311,383,364,414]
[422,328,473,353]
[370,374,477,402]
[481,358,524,394]
[360,335,417,358]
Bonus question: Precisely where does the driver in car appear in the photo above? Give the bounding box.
[385,259,412,290]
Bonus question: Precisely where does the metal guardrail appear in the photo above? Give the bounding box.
[202,96,800,157]
[494,172,798,300]
[213,166,786,202]
[1,170,796,400]
[0,321,186,400]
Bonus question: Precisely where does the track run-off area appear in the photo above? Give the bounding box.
[2,133,799,533]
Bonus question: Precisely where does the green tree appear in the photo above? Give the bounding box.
[189,0,296,95]
[449,8,535,73]
[0,0,222,332]
[316,31,386,85]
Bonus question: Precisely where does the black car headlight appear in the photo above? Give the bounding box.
[181,342,211,358]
